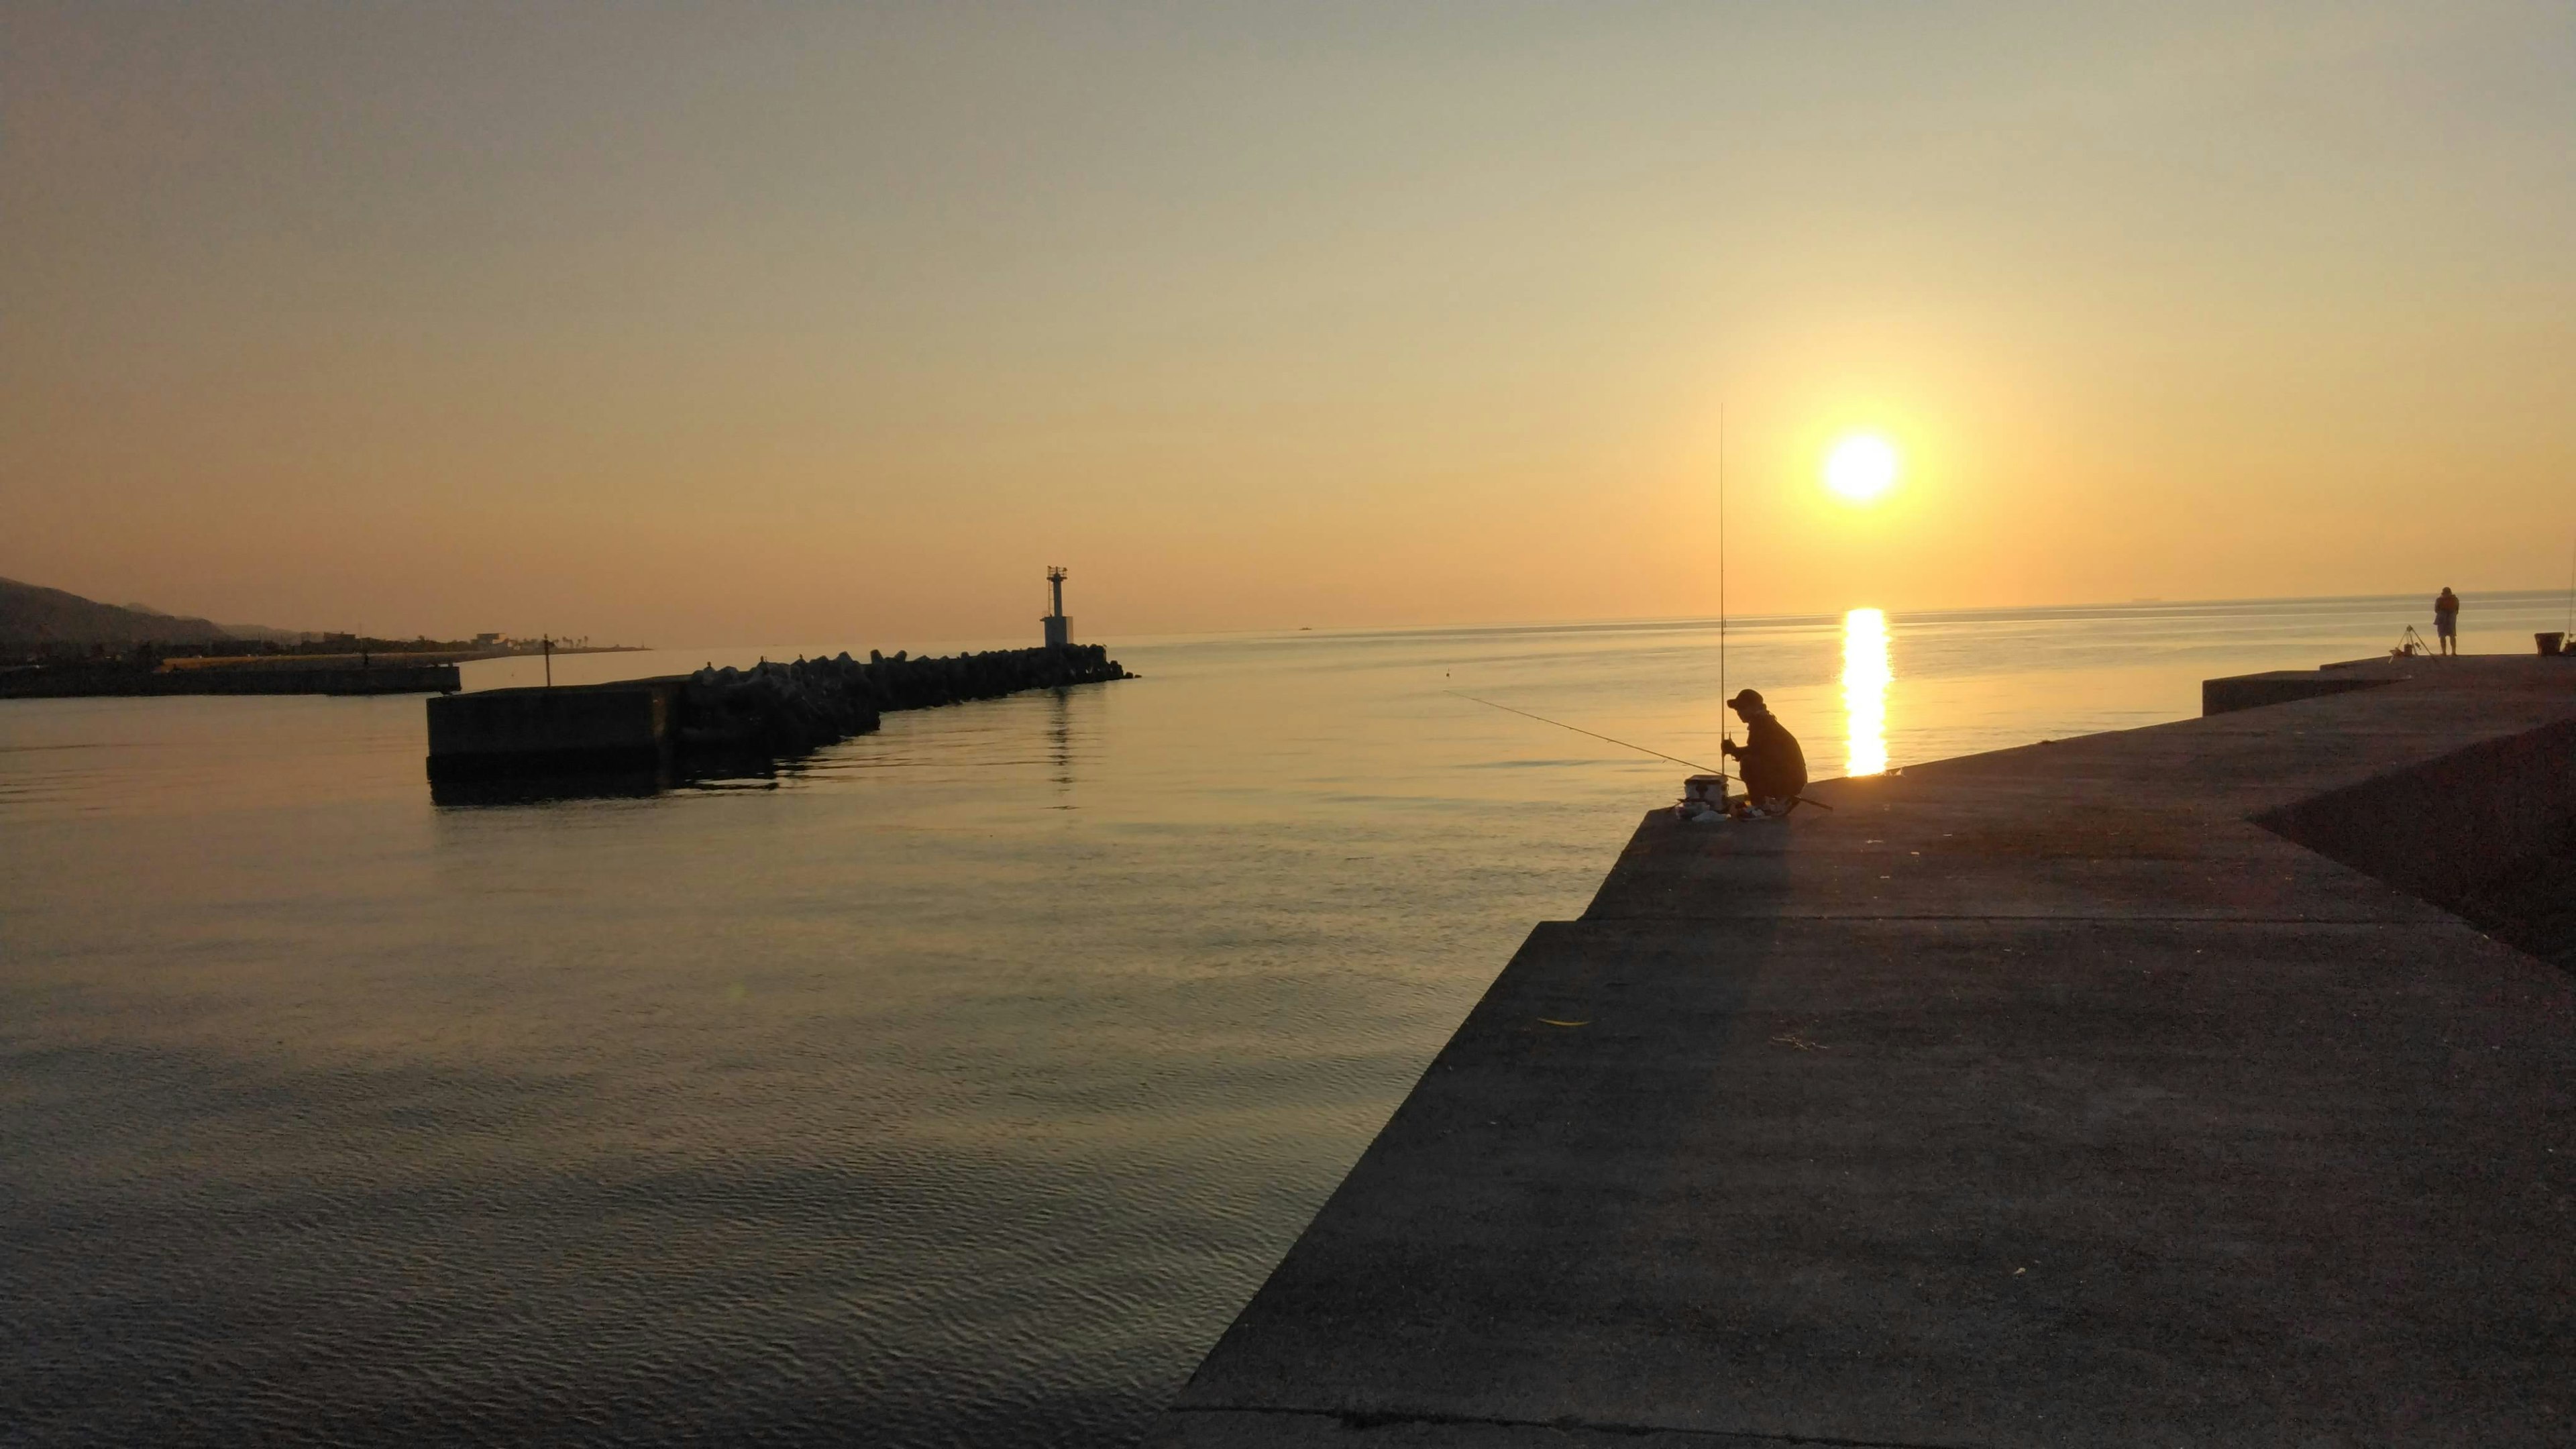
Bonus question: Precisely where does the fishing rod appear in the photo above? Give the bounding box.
[1448,692,1723,775]
[1446,407,1854,812]
[1448,689,1840,812]
[1717,401,1729,769]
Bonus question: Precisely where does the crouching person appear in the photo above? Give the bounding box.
[1720,688,1807,818]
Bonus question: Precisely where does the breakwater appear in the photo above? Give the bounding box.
[0,661,462,698]
[427,642,1130,783]
[683,642,1134,755]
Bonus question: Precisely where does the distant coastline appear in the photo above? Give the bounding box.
[0,647,651,700]
[0,574,647,699]
[160,644,649,671]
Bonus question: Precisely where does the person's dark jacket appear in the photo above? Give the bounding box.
[1727,709,1808,808]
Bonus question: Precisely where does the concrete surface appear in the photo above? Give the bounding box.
[1152,655,2576,1448]
[424,678,679,780]
[2201,658,2398,716]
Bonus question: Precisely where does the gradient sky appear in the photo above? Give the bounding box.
[5,2,2571,645]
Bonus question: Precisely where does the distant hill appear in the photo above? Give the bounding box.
[0,576,233,649]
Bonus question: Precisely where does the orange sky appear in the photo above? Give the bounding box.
[5,3,2571,645]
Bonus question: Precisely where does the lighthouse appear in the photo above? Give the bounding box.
[1042,567,1071,648]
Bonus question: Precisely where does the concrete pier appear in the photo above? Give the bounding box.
[2200,657,2396,715]
[1153,655,2576,1447]
[425,678,681,781]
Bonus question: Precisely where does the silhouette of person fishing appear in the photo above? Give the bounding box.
[2434,586,2460,656]
[1721,688,1808,818]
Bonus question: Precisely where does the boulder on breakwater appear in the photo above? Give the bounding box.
[682,643,1130,755]
[427,643,1132,784]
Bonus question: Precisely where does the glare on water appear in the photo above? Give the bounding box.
[1841,607,1890,777]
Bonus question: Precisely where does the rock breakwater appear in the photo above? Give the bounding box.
[680,643,1131,758]
[427,643,1134,792]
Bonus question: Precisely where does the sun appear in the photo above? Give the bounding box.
[1823,433,1900,504]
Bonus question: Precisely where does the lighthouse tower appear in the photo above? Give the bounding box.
[1042,567,1071,648]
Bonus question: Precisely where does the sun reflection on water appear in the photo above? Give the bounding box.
[1843,608,1890,777]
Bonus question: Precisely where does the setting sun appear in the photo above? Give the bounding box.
[1824,434,1901,504]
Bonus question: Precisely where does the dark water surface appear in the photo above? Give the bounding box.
[4,595,2563,1446]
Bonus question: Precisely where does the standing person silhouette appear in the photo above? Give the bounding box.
[2434,587,2460,656]
[1721,689,1807,818]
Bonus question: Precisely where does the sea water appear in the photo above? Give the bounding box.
[3,593,2565,1446]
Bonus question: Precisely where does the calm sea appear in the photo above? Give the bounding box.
[3,592,2565,1446]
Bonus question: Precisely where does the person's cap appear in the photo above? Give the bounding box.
[1727,688,1764,709]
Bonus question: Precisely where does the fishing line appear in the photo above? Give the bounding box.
[1452,691,1834,814]
[1448,692,1723,775]
[1717,401,1729,767]
[1448,690,1841,812]
[1447,407,1859,812]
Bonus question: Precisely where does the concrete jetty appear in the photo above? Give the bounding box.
[427,676,686,780]
[1153,655,2575,1446]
